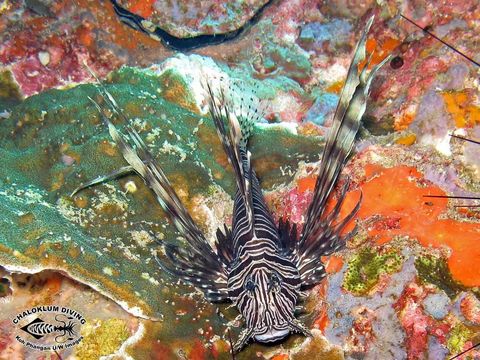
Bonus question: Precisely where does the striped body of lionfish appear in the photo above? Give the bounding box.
[74,18,389,352]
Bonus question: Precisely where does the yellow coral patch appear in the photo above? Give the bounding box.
[441,91,480,128]
[395,133,416,145]
[326,80,343,94]
[17,212,35,226]
[99,140,118,157]
[74,196,89,208]
[0,1,11,14]
[75,318,130,360]
[394,112,415,131]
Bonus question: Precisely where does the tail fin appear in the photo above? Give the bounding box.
[204,79,269,245]
[296,16,390,287]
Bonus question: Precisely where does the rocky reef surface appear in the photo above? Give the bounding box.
[1,0,479,359]
[115,0,271,38]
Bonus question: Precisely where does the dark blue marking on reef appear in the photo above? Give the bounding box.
[110,0,273,52]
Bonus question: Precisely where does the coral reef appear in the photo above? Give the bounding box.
[0,0,479,359]
[116,0,271,37]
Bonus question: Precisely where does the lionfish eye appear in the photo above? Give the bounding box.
[268,273,281,292]
[245,278,256,292]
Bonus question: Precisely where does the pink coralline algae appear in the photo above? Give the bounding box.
[345,307,377,354]
[461,293,480,325]
[267,184,313,225]
[0,0,154,97]
[8,47,101,97]
[394,283,451,360]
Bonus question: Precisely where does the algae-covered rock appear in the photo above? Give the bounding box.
[415,255,467,299]
[0,70,21,101]
[116,0,270,38]
[446,323,476,355]
[75,318,130,360]
[0,69,22,110]
[343,247,404,296]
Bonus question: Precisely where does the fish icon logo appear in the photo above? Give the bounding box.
[12,306,85,351]
[20,315,77,343]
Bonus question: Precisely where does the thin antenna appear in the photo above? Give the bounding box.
[400,14,480,68]
[423,131,480,208]
[450,341,480,360]
[424,194,480,208]
[424,195,480,200]
[450,134,480,145]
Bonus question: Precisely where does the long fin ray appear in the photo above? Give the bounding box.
[70,165,135,196]
[205,82,255,237]
[295,16,389,283]
[84,81,229,299]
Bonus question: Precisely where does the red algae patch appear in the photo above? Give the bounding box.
[127,0,156,18]
[460,293,480,325]
[324,255,344,274]
[341,165,480,287]
[394,282,452,359]
[271,354,289,360]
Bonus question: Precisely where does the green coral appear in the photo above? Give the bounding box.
[107,66,160,93]
[447,323,475,355]
[343,247,404,296]
[415,255,466,299]
[0,69,22,109]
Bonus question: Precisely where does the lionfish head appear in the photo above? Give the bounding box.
[230,263,310,351]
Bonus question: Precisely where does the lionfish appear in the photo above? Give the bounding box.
[73,17,388,352]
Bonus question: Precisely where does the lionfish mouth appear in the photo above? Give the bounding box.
[253,324,290,343]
